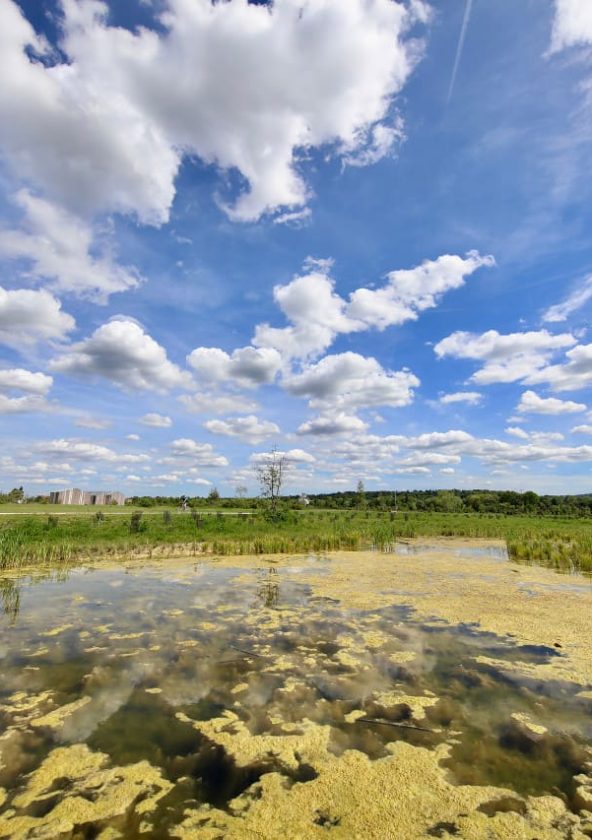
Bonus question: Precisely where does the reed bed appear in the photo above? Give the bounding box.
[0,510,591,574]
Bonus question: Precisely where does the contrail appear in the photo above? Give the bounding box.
[447,0,475,103]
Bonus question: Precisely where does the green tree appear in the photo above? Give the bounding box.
[207,487,220,505]
[434,490,463,513]
[523,491,539,513]
[356,480,366,509]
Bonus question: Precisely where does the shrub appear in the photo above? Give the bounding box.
[129,511,144,534]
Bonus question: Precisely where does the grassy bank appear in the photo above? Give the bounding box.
[0,509,591,574]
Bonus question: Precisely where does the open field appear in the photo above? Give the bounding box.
[0,503,251,514]
[1,509,591,574]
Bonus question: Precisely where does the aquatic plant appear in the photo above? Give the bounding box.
[0,509,591,574]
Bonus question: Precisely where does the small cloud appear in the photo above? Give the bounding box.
[439,391,482,406]
[542,274,592,323]
[169,438,228,467]
[179,393,259,415]
[505,426,529,440]
[203,415,280,444]
[571,424,592,435]
[516,390,586,415]
[297,412,368,436]
[140,413,172,428]
[75,416,111,430]
[250,448,315,465]
[273,208,312,227]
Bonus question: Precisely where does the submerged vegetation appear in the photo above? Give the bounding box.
[1,508,592,574]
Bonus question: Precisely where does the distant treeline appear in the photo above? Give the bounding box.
[123,488,592,516]
[302,489,592,515]
[6,487,592,516]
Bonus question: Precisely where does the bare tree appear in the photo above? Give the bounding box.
[256,447,285,520]
[235,485,248,499]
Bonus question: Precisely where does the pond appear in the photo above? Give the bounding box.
[1,544,591,838]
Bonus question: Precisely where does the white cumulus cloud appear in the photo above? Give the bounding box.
[516,390,586,415]
[434,329,576,385]
[34,438,149,463]
[187,346,282,388]
[0,0,430,224]
[526,343,592,392]
[0,367,53,414]
[506,426,530,440]
[179,393,259,415]
[0,191,141,302]
[297,412,369,436]
[140,413,173,428]
[0,368,52,395]
[284,352,419,411]
[0,286,75,349]
[439,391,482,405]
[51,318,193,392]
[203,415,280,444]
[251,448,316,465]
[550,0,592,51]
[347,251,494,330]
[399,430,474,450]
[255,252,493,361]
[169,438,228,467]
[0,394,51,415]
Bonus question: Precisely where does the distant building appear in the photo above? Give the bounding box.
[49,489,126,506]
[49,488,85,505]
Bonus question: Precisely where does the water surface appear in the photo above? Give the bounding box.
[1,549,591,838]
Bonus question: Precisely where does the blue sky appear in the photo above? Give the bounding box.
[1,0,592,497]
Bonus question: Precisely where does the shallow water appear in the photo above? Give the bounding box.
[1,550,591,838]
[394,541,509,560]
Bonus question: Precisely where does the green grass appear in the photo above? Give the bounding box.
[0,503,250,514]
[0,509,591,574]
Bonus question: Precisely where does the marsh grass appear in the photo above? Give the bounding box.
[507,534,592,574]
[0,509,590,573]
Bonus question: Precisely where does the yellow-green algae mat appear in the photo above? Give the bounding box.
[0,541,591,839]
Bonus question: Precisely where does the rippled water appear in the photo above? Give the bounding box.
[0,551,591,838]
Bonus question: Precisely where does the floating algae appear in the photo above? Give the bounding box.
[0,743,172,839]
[30,696,92,733]
[0,544,592,837]
[170,742,591,840]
